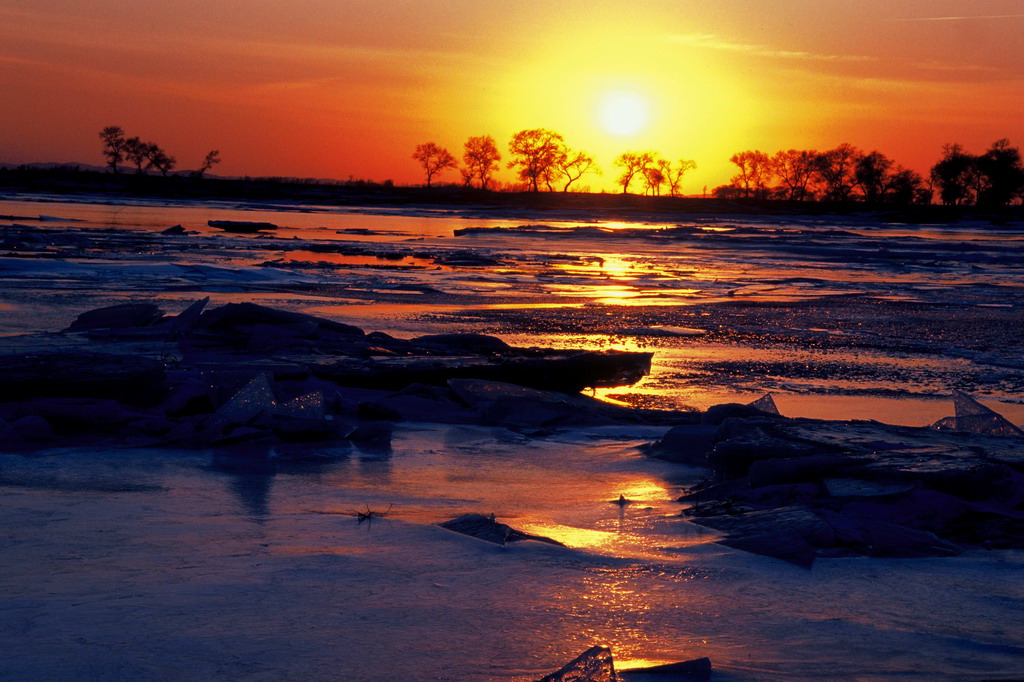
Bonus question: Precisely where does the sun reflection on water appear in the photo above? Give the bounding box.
[514,479,683,560]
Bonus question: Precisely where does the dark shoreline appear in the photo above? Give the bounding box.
[3,166,1023,225]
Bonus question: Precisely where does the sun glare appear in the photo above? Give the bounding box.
[598,91,650,136]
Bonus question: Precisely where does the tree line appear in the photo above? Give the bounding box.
[930,140,1024,207]
[94,123,1020,205]
[414,130,698,196]
[99,126,221,178]
[717,144,931,204]
[415,131,1024,206]
[717,139,1024,206]
[413,130,600,193]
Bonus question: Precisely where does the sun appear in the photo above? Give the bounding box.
[597,90,650,136]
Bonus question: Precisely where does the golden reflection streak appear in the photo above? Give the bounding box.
[545,255,705,305]
[516,480,674,555]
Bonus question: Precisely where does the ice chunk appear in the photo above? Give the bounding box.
[165,297,209,338]
[747,392,781,416]
[65,303,165,331]
[207,219,278,232]
[539,646,617,682]
[932,391,1024,437]
[273,391,324,420]
[438,513,565,547]
[619,657,712,681]
[214,374,276,423]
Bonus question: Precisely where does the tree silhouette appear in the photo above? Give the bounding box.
[772,149,818,200]
[662,159,697,197]
[123,136,152,174]
[887,168,929,205]
[642,162,666,196]
[557,148,597,192]
[508,129,565,192]
[976,139,1024,207]
[711,184,746,199]
[815,144,861,202]
[930,144,978,205]
[854,151,894,203]
[412,142,457,187]
[195,150,221,179]
[463,136,501,190]
[146,143,176,177]
[99,126,127,174]
[615,152,654,194]
[729,150,772,198]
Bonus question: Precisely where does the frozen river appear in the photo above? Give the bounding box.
[2,194,1024,680]
[2,193,1024,424]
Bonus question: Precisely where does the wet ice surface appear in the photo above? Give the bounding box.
[3,195,1024,679]
[3,429,1024,681]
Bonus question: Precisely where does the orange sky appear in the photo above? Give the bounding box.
[2,0,1023,192]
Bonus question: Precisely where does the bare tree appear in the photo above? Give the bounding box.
[557,148,597,192]
[815,144,862,202]
[643,160,666,196]
[508,129,565,192]
[195,150,221,179]
[463,136,501,189]
[887,167,929,205]
[930,143,978,205]
[615,151,654,194]
[146,143,176,177]
[729,150,772,198]
[663,159,697,197]
[412,142,457,187]
[976,138,1024,207]
[99,126,127,174]
[772,149,818,200]
[854,151,894,203]
[123,136,152,174]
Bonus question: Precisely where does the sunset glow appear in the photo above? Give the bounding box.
[598,91,651,136]
[1,1,1023,191]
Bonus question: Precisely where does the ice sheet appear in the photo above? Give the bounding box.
[2,430,1022,680]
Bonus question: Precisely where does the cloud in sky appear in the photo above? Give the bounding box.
[895,14,1024,22]
[664,33,875,63]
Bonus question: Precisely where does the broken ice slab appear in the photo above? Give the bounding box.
[214,374,276,423]
[952,390,1013,420]
[273,391,324,420]
[619,657,713,681]
[163,296,209,338]
[346,422,393,453]
[207,220,278,233]
[932,390,1024,437]
[539,647,713,682]
[747,392,781,416]
[64,303,165,332]
[439,513,565,547]
[538,645,617,682]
